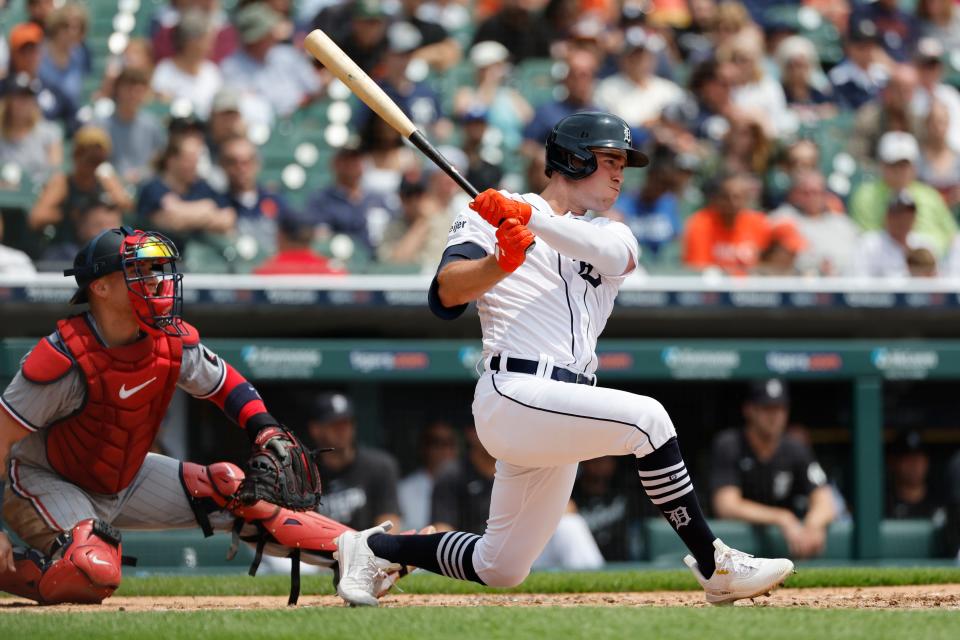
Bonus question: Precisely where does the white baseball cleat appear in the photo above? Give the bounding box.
[683,539,795,605]
[333,520,394,607]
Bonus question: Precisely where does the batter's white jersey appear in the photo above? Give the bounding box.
[445,191,639,375]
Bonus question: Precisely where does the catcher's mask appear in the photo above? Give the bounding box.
[65,226,186,337]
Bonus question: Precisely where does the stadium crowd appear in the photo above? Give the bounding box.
[2,0,960,277]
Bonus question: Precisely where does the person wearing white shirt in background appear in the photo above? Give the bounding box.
[770,170,861,276]
[594,27,683,129]
[910,37,960,154]
[0,215,36,275]
[850,190,939,277]
[151,9,224,120]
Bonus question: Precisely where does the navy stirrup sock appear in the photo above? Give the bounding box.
[368,532,485,584]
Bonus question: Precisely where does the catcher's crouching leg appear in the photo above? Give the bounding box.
[180,462,356,604]
[0,519,123,604]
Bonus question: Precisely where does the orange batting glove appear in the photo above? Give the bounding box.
[495,218,535,273]
[469,188,532,227]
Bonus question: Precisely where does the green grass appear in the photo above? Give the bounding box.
[2,608,959,640]
[108,566,960,597]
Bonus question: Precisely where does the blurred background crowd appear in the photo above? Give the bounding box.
[3,0,960,278]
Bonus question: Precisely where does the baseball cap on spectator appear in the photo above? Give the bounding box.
[9,22,44,50]
[386,21,422,54]
[747,378,790,406]
[890,429,924,456]
[276,208,314,242]
[848,18,879,43]
[175,9,212,45]
[399,171,428,197]
[235,2,282,44]
[459,105,489,124]
[915,37,944,64]
[623,26,663,53]
[877,131,919,165]
[887,189,917,213]
[569,14,606,43]
[211,88,242,114]
[354,0,388,19]
[74,125,112,154]
[313,392,355,424]
[470,41,510,68]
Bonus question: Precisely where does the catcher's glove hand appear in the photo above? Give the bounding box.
[236,425,322,511]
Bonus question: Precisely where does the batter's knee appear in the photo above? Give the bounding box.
[635,398,676,445]
[479,564,531,588]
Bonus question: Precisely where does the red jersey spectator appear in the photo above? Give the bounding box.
[253,211,345,275]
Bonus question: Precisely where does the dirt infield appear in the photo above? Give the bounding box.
[2,584,959,612]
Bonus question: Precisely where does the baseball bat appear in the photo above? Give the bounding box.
[303,29,479,198]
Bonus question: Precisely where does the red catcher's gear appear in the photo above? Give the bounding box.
[44,315,188,494]
[0,519,123,604]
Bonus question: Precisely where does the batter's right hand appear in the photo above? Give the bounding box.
[470,188,532,227]
[0,532,14,574]
[495,218,535,273]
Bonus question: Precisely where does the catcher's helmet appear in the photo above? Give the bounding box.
[65,226,185,336]
[545,111,649,180]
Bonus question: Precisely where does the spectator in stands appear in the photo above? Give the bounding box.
[252,208,344,275]
[307,138,398,257]
[221,2,321,125]
[151,0,238,63]
[221,135,291,259]
[886,430,944,519]
[96,67,166,185]
[673,0,718,62]
[711,379,835,560]
[594,27,683,130]
[310,0,388,75]
[378,170,450,271]
[849,0,918,63]
[472,0,554,63]
[682,172,774,275]
[2,22,76,133]
[752,222,808,276]
[137,132,236,253]
[720,31,795,138]
[770,170,861,275]
[310,392,402,530]
[358,111,419,201]
[38,195,123,267]
[850,64,921,170]
[151,9,223,120]
[945,450,960,559]
[459,108,504,192]
[776,35,836,123]
[917,0,960,52]
[679,58,740,143]
[398,0,462,72]
[28,125,132,251]
[26,0,55,32]
[453,41,533,153]
[38,3,90,108]
[716,112,772,178]
[850,189,939,277]
[398,420,459,531]
[522,47,600,151]
[571,456,645,562]
[355,22,446,137]
[918,100,960,210]
[95,37,154,103]
[829,19,889,112]
[0,74,63,187]
[611,151,689,259]
[0,214,35,275]
[203,89,247,191]
[911,37,960,154]
[850,131,957,256]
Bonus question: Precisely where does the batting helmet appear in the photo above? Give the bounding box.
[65,226,185,336]
[545,111,649,180]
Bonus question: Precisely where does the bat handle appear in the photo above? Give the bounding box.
[408,130,479,198]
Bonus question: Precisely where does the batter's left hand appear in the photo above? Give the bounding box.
[470,189,532,227]
[495,218,535,272]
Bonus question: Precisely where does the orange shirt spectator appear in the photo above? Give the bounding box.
[683,172,774,275]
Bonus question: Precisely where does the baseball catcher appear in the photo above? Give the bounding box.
[0,227,397,605]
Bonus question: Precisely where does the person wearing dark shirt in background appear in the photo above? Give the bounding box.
[571,456,645,562]
[711,379,835,559]
[885,430,944,520]
[310,393,402,531]
[471,0,554,63]
[431,424,495,534]
[945,450,960,558]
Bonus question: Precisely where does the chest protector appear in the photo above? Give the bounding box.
[45,316,184,495]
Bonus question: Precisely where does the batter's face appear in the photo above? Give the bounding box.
[575,149,626,213]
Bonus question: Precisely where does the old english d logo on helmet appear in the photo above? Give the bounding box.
[545,111,649,180]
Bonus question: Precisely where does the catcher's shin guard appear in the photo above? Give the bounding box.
[0,519,124,604]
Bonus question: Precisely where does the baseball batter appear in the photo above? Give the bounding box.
[0,227,356,605]
[335,112,794,606]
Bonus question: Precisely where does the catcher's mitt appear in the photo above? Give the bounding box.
[236,425,322,511]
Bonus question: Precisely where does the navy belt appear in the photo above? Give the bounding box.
[489,356,595,385]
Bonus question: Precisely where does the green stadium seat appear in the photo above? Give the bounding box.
[516,58,560,107]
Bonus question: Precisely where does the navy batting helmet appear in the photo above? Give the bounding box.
[545,111,649,180]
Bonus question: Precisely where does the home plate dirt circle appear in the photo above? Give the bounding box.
[2,585,959,612]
